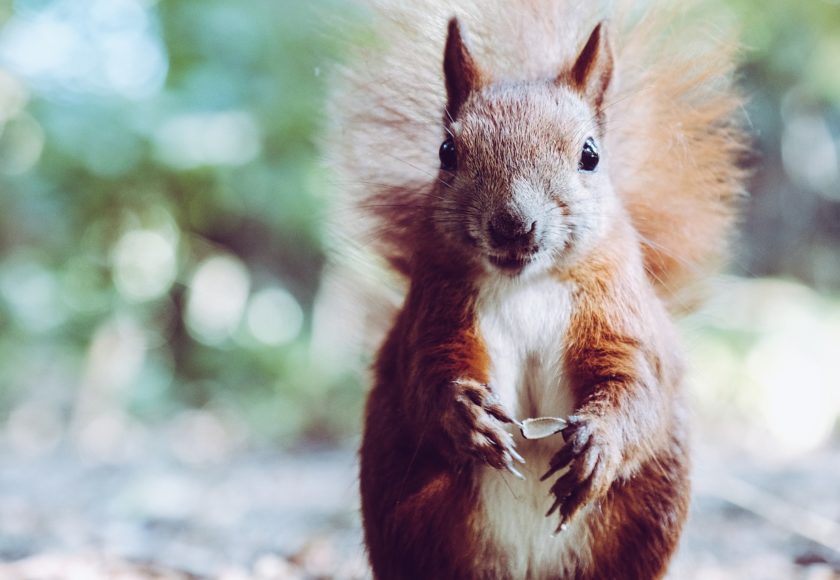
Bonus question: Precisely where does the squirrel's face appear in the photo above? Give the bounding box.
[433,83,617,277]
[432,19,616,277]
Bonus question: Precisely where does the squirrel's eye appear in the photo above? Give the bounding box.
[578,137,599,172]
[439,138,457,171]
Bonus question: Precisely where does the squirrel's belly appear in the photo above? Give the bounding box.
[472,276,585,576]
[470,450,594,578]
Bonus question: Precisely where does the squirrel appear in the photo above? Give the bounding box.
[325,0,748,578]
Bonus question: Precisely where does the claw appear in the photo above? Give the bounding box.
[487,406,513,424]
[505,460,525,480]
[546,496,562,518]
[542,465,557,482]
[542,454,574,481]
[509,445,526,465]
[541,446,575,481]
[553,519,568,535]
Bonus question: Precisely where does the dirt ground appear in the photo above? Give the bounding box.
[0,438,839,579]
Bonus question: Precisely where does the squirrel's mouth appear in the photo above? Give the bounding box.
[488,253,534,274]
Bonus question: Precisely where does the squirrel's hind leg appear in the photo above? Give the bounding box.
[579,437,691,580]
[360,384,481,580]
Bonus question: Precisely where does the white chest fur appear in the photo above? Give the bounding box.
[476,274,575,421]
[472,274,592,578]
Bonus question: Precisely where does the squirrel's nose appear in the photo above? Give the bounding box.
[488,211,536,248]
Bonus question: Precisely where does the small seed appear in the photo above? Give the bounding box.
[520,417,568,440]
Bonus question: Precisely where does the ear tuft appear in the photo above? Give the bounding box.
[443,18,483,121]
[568,22,614,111]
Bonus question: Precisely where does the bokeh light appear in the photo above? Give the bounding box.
[0,254,64,332]
[0,0,167,99]
[112,229,178,303]
[186,255,251,346]
[0,111,44,174]
[246,287,304,347]
[0,69,28,122]
[688,278,840,456]
[153,111,261,169]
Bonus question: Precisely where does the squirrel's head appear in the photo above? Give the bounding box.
[431,18,617,278]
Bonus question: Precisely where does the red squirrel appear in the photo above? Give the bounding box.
[327,1,747,578]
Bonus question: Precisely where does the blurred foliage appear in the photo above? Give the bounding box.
[724,0,840,103]
[717,0,840,288]
[0,0,838,454]
[0,0,368,449]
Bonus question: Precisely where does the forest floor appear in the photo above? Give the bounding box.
[1,438,839,579]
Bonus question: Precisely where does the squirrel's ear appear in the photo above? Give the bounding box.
[443,18,483,121]
[567,22,613,111]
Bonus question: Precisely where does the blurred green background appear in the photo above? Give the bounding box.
[0,0,838,467]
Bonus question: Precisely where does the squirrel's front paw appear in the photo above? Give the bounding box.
[441,378,525,478]
[541,415,621,532]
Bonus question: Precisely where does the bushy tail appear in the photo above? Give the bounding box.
[324,0,748,312]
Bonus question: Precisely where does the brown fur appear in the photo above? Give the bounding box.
[329,1,747,578]
[360,217,692,578]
